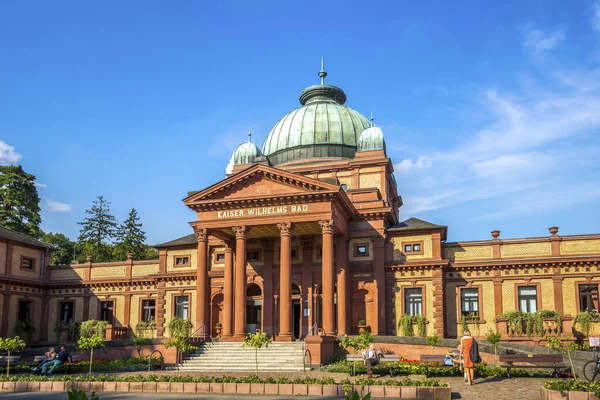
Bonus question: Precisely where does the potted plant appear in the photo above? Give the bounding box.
[358,320,367,333]
[215,322,223,337]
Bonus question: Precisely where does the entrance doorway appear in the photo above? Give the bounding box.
[292,300,301,339]
[246,284,262,333]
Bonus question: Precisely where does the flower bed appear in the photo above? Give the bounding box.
[0,356,162,375]
[0,374,450,399]
[322,359,553,378]
[543,379,600,399]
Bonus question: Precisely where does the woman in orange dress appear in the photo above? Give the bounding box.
[458,329,475,385]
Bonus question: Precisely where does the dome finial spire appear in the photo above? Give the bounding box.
[248,130,252,142]
[370,112,374,127]
[318,57,327,84]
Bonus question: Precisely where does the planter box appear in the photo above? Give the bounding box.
[264,383,279,395]
[39,382,53,392]
[293,383,308,395]
[157,382,170,393]
[197,382,211,393]
[116,382,130,392]
[237,383,250,395]
[90,382,103,393]
[169,382,183,393]
[368,386,385,398]
[251,383,264,395]
[210,383,223,393]
[223,382,237,394]
[77,382,91,392]
[308,384,323,396]
[322,385,337,397]
[2,382,16,392]
[15,382,27,392]
[26,382,40,392]
[279,383,293,395]
[103,382,117,392]
[385,386,401,398]
[129,382,143,393]
[142,382,157,393]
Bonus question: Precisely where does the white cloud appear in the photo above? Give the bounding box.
[395,156,432,174]
[523,27,565,56]
[0,139,22,165]
[45,199,72,213]
[34,182,47,188]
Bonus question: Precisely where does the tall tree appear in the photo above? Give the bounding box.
[113,208,148,261]
[0,165,42,238]
[41,232,75,265]
[77,196,117,263]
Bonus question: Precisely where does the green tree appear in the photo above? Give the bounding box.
[77,196,118,262]
[78,320,106,375]
[242,332,272,375]
[485,330,502,364]
[0,165,42,238]
[339,330,374,378]
[0,336,26,377]
[42,232,75,265]
[113,208,148,261]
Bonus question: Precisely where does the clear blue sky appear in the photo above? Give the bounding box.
[1,0,599,244]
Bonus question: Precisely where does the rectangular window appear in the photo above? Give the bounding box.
[141,299,156,322]
[21,257,35,270]
[460,288,479,317]
[317,246,322,259]
[402,242,424,255]
[18,301,31,321]
[215,253,225,262]
[404,288,423,316]
[175,296,189,320]
[413,243,421,252]
[60,302,74,324]
[518,286,538,313]
[175,257,189,266]
[291,248,298,260]
[246,250,260,261]
[404,244,413,252]
[354,244,369,257]
[100,301,114,324]
[579,284,599,312]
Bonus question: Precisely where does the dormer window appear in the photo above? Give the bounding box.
[353,243,369,257]
[174,256,190,266]
[402,241,424,256]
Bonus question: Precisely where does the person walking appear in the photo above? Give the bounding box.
[458,329,477,385]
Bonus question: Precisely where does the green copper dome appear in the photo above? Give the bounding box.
[261,63,371,165]
[233,134,263,165]
[358,126,386,152]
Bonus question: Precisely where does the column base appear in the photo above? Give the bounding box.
[304,335,337,365]
[275,333,294,342]
[229,334,246,342]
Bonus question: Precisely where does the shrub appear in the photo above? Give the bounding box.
[0,336,26,377]
[426,334,440,348]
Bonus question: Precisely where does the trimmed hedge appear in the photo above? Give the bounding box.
[544,379,600,397]
[0,373,446,387]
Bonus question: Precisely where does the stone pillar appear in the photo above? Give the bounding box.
[319,220,335,336]
[262,240,275,336]
[336,235,348,336]
[124,293,132,328]
[277,222,294,341]
[1,293,12,337]
[301,238,313,337]
[553,269,564,314]
[222,244,234,338]
[372,236,386,335]
[233,226,248,339]
[156,281,166,337]
[194,227,208,333]
[158,250,167,274]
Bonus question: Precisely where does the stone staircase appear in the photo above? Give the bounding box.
[175,341,306,372]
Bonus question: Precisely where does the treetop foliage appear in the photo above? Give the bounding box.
[0,165,42,238]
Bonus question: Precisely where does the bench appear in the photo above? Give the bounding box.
[499,354,566,379]
[420,355,457,378]
[0,356,21,367]
[35,354,79,374]
[346,353,401,376]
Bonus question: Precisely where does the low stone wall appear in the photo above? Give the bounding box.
[0,381,451,399]
[540,387,599,399]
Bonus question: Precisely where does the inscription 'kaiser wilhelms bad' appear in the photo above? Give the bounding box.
[217,205,309,219]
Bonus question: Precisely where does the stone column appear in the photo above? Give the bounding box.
[373,236,386,335]
[320,219,335,336]
[336,235,348,336]
[277,222,294,341]
[301,238,313,337]
[124,294,132,328]
[1,293,12,337]
[262,240,275,336]
[222,243,234,338]
[156,281,166,337]
[194,227,209,334]
[232,226,248,339]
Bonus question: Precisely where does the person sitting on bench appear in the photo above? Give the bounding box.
[32,347,56,373]
[362,344,381,378]
[41,346,71,375]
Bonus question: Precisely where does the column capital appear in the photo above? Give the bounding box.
[319,219,334,234]
[194,227,208,242]
[232,226,248,239]
[276,222,293,236]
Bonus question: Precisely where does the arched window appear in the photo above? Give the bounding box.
[247,284,262,297]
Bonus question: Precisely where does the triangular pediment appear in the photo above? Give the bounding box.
[184,164,341,205]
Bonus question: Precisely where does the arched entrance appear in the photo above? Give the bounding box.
[211,293,223,337]
[246,284,262,333]
[292,283,301,339]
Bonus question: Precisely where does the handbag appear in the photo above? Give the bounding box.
[443,355,454,366]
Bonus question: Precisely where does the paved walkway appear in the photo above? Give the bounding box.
[438,376,548,400]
